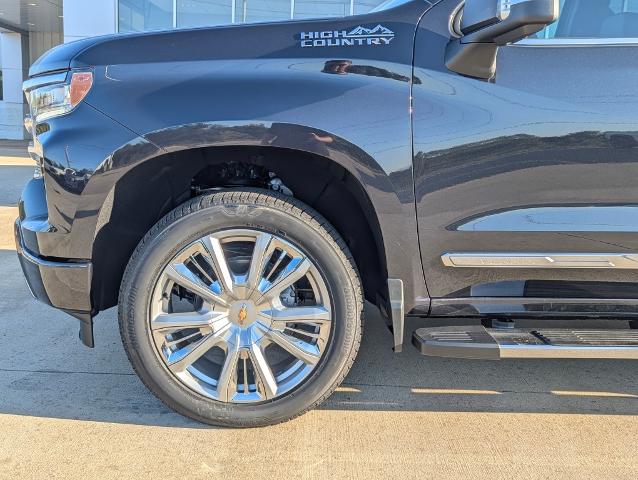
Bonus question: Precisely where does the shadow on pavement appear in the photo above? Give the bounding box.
[0,249,636,428]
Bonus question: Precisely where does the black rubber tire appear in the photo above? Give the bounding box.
[118,189,364,427]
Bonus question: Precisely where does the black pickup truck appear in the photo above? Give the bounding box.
[15,0,638,426]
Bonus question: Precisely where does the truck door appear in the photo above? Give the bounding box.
[412,0,638,315]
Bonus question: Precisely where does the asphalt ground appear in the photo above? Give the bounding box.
[0,147,636,479]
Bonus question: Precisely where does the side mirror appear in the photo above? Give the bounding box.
[446,0,559,79]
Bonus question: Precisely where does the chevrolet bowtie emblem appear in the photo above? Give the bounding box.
[238,305,248,325]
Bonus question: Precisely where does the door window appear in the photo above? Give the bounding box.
[534,0,638,39]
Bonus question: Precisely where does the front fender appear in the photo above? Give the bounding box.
[78,9,431,308]
[81,118,427,312]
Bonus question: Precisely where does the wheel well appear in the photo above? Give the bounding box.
[91,146,387,311]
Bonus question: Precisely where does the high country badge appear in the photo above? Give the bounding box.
[300,24,395,48]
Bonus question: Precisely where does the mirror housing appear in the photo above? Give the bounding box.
[446,0,559,79]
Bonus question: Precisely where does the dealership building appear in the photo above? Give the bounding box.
[0,0,385,139]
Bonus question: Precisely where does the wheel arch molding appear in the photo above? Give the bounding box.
[88,121,428,316]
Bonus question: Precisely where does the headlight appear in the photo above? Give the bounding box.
[26,70,93,123]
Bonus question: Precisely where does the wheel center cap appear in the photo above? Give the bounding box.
[229,300,257,328]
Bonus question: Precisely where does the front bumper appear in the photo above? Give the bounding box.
[15,217,95,347]
[15,82,150,347]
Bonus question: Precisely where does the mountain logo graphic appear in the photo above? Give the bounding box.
[299,24,395,48]
[347,25,394,36]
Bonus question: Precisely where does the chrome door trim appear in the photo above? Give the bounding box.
[441,253,638,269]
[515,38,638,47]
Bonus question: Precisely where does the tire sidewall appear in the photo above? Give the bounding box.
[120,193,361,426]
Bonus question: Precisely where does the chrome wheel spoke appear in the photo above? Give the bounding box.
[165,263,229,307]
[164,330,201,348]
[258,257,311,302]
[249,340,278,399]
[264,328,321,365]
[278,326,322,340]
[151,311,227,332]
[246,233,275,292]
[201,236,234,294]
[217,341,241,402]
[265,306,331,326]
[167,323,231,374]
[264,249,287,280]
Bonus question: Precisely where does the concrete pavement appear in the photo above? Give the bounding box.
[0,146,34,249]
[0,149,637,479]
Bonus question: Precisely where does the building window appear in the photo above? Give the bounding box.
[354,0,384,15]
[294,0,351,20]
[235,0,290,23]
[177,1,234,28]
[119,0,174,33]
[118,0,387,32]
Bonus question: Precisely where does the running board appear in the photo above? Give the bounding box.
[412,326,638,360]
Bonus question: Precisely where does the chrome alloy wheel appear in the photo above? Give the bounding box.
[149,229,332,404]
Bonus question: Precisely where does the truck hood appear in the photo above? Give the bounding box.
[71,19,395,68]
[30,35,113,77]
[30,4,425,76]
[31,21,315,76]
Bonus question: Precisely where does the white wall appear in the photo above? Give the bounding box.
[63,0,117,43]
[0,32,27,140]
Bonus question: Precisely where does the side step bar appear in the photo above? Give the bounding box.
[412,326,638,360]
